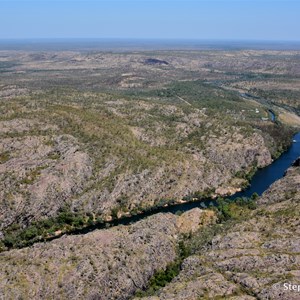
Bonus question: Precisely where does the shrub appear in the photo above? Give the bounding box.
[111,208,119,219]
[21,226,39,240]
[0,151,10,164]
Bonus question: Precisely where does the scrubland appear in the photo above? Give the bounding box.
[0,48,300,299]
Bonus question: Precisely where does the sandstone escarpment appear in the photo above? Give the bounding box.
[0,209,215,300]
[0,108,274,234]
[0,133,92,231]
[139,164,300,299]
[1,47,300,300]
[72,126,273,216]
[2,50,296,234]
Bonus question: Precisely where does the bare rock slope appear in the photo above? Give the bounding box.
[0,209,215,300]
[0,132,92,230]
[139,163,300,299]
[0,104,274,234]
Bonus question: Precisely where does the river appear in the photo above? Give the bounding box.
[66,131,300,236]
[229,132,300,198]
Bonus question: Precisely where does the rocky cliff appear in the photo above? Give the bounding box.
[0,103,274,236]
[1,162,300,299]
[0,209,215,300]
[137,163,300,299]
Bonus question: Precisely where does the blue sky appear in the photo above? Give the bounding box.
[0,0,299,41]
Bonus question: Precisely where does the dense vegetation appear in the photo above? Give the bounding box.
[0,207,96,250]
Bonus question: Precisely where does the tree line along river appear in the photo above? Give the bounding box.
[67,130,300,236]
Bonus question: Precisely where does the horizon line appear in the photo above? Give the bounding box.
[1,38,300,43]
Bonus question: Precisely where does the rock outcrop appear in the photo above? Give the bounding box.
[2,162,300,300]
[0,133,92,230]
[0,109,273,233]
[0,209,215,300]
[138,163,300,299]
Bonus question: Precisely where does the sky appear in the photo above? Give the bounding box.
[0,0,299,41]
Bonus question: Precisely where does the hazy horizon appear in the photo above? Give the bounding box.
[1,0,299,41]
[1,38,300,52]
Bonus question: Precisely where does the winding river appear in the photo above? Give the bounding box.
[68,131,300,236]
